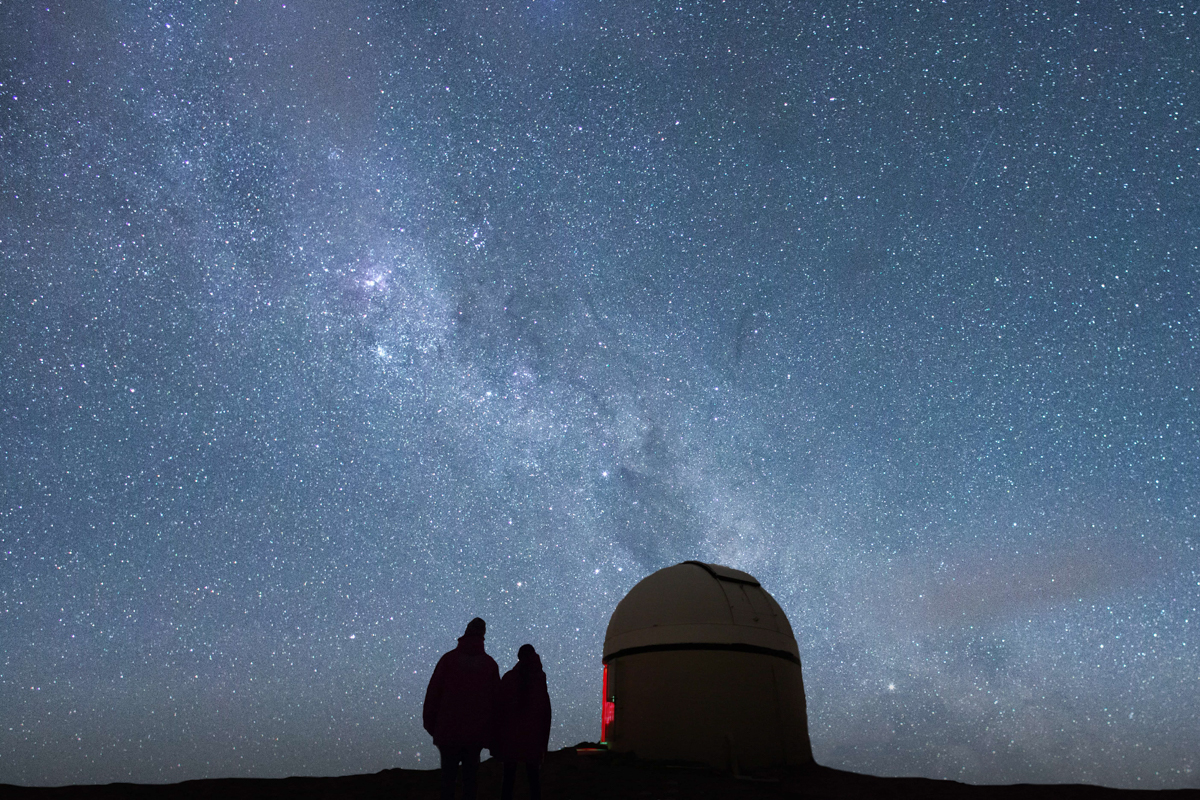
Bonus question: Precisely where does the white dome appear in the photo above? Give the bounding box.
[603,561,799,661]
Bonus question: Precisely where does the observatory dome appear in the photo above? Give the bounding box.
[603,561,800,663]
[600,561,812,771]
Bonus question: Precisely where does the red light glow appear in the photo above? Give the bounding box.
[601,664,615,743]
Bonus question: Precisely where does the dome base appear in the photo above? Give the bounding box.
[605,648,813,772]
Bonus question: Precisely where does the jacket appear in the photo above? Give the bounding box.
[496,654,552,762]
[422,633,501,749]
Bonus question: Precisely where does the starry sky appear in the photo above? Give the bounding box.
[2,0,1198,790]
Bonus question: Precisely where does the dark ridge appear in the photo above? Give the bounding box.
[3,747,1197,799]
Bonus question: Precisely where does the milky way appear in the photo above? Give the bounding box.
[2,1,1197,790]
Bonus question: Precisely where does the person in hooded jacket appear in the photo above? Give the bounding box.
[496,644,552,800]
[423,617,501,800]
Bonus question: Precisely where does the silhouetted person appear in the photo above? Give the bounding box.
[497,644,552,800]
[423,617,501,800]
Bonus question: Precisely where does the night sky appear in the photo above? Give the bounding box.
[2,0,1198,790]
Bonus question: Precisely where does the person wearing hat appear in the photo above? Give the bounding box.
[423,617,501,800]
[496,644,552,800]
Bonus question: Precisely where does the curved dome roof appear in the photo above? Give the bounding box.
[603,561,799,660]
